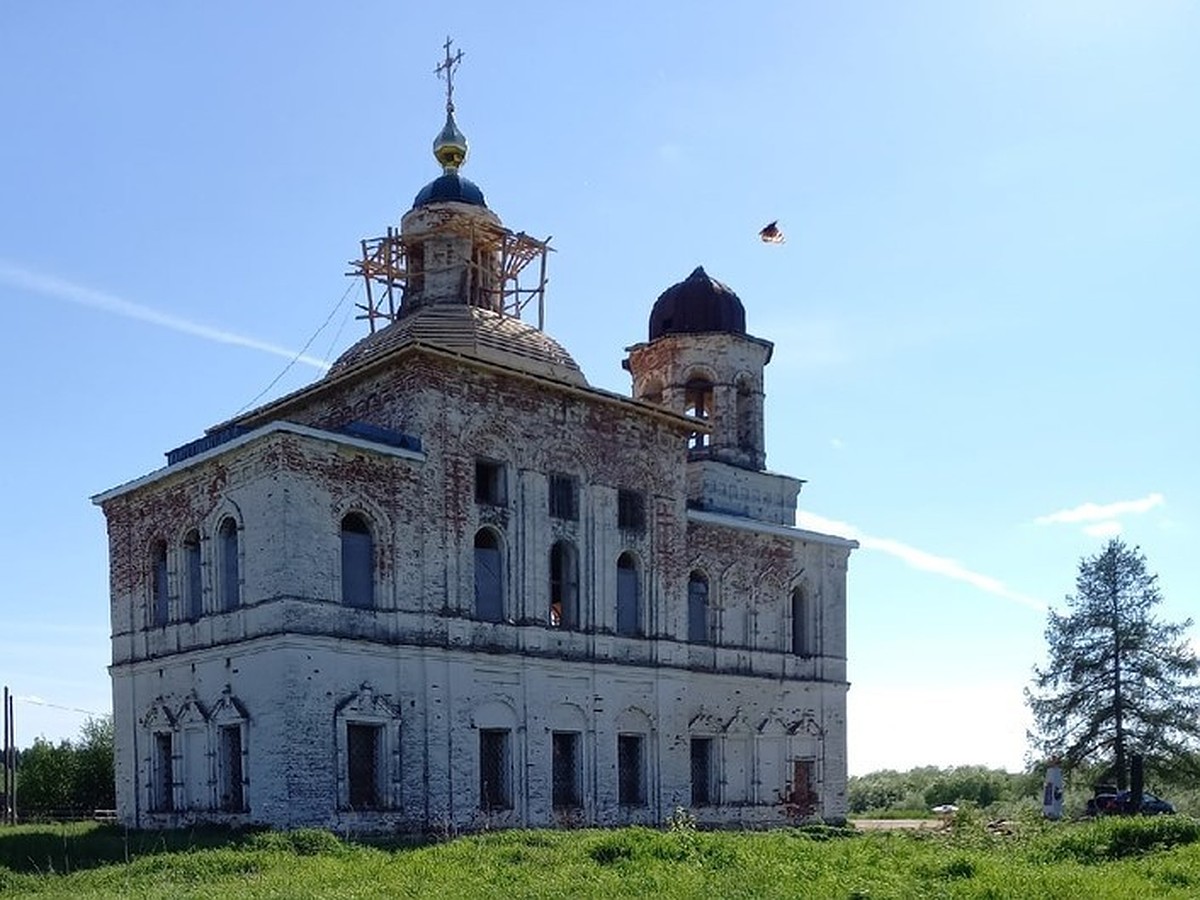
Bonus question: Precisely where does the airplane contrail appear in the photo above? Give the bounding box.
[0,259,331,371]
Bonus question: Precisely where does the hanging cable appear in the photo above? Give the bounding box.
[233,279,358,416]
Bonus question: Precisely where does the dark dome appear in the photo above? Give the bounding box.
[648,266,746,341]
[412,173,487,209]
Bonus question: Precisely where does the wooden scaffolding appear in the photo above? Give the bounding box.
[348,220,553,334]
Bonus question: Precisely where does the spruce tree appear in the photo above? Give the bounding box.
[1026,539,1200,787]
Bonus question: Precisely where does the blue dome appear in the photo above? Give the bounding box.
[412,173,487,209]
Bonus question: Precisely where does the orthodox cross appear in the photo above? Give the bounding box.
[435,37,464,113]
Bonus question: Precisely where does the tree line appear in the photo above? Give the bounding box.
[8,716,114,818]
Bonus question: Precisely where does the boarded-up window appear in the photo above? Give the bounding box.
[617,490,645,532]
[791,588,808,656]
[616,552,640,637]
[184,530,203,621]
[347,723,382,810]
[474,529,504,622]
[153,732,174,812]
[479,729,511,811]
[618,734,645,806]
[550,540,579,628]
[218,518,240,612]
[152,541,169,627]
[548,473,578,520]
[341,513,374,608]
[691,737,714,806]
[475,459,506,506]
[687,572,709,643]
[552,731,581,809]
[218,725,244,812]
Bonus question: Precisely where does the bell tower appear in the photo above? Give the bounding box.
[624,267,802,525]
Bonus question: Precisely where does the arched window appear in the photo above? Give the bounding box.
[474,529,504,622]
[616,552,641,637]
[550,540,579,628]
[791,587,808,656]
[341,513,375,608]
[218,517,240,612]
[151,540,169,627]
[687,571,709,643]
[184,530,203,621]
[684,377,714,449]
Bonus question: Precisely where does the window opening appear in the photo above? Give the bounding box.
[616,552,641,637]
[552,731,582,809]
[475,459,507,506]
[341,513,374,608]
[687,572,709,643]
[347,723,383,810]
[684,378,714,449]
[218,517,240,612]
[549,540,579,628]
[152,541,169,627]
[548,473,579,520]
[479,729,512,811]
[218,724,244,812]
[617,490,645,532]
[791,588,808,656]
[474,529,504,622]
[184,530,203,620]
[617,734,645,806]
[153,732,174,812]
[690,737,714,807]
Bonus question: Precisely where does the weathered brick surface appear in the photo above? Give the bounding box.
[98,214,853,832]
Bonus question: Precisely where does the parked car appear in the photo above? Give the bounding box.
[1086,790,1175,816]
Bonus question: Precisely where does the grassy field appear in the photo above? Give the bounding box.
[3,813,1200,898]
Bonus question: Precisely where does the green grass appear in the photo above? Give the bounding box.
[4,817,1200,898]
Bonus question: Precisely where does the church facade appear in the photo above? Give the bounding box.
[94,61,855,832]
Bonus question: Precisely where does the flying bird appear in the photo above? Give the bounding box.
[759,221,785,244]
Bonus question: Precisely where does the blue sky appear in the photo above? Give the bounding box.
[2,2,1196,775]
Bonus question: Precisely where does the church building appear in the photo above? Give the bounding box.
[93,46,855,832]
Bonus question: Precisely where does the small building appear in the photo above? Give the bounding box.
[93,51,856,832]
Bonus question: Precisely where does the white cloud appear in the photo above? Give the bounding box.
[797,510,1045,612]
[830,437,845,450]
[1083,520,1123,538]
[0,259,331,371]
[1035,493,1164,526]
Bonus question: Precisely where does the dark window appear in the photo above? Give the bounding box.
[218,724,244,812]
[184,530,203,620]
[475,459,506,506]
[687,572,709,643]
[684,378,714,449]
[618,734,645,806]
[152,541,169,627]
[347,723,382,810]
[616,553,641,637]
[218,517,240,612]
[341,513,374,608]
[154,732,174,812]
[552,731,581,809]
[479,729,512,811]
[548,473,578,520]
[791,588,808,656]
[691,737,714,807]
[474,529,504,622]
[617,489,645,532]
[549,540,579,629]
